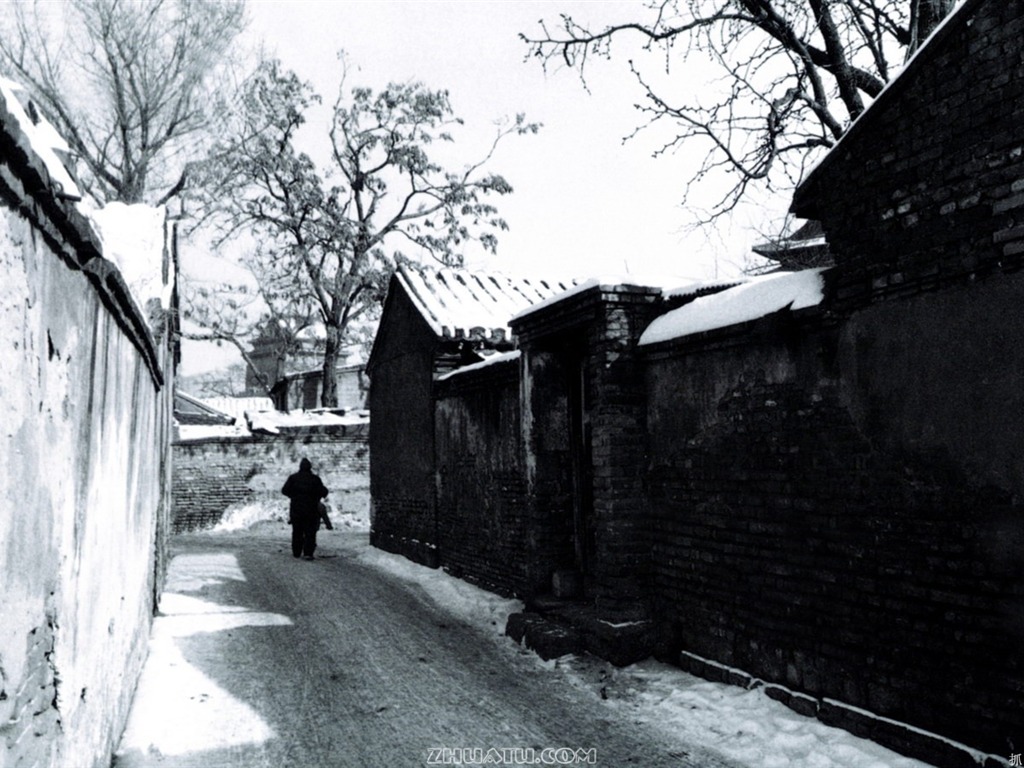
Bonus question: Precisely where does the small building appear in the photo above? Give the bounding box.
[243,319,322,395]
[367,264,577,566]
[270,362,368,412]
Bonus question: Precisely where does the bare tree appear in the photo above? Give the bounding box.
[523,0,954,223]
[179,266,321,397]
[0,0,247,205]
[178,363,248,399]
[190,59,537,407]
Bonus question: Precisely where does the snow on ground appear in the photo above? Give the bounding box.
[554,657,932,768]
[208,514,936,767]
[119,553,291,757]
[354,544,523,643]
[212,498,369,534]
[346,535,935,768]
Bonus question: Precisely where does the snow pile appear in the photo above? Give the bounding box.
[0,78,81,200]
[557,657,933,768]
[212,500,289,532]
[355,545,522,640]
[87,202,174,316]
[212,498,369,534]
[640,268,827,346]
[247,408,369,434]
[176,423,251,441]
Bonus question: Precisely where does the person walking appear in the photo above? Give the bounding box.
[282,458,329,560]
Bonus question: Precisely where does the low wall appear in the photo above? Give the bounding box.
[173,426,370,532]
[0,104,174,767]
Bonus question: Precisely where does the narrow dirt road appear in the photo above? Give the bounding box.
[113,528,738,768]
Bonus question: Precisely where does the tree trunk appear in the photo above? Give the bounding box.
[321,321,339,408]
[908,0,956,57]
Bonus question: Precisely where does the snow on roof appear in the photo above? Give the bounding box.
[0,78,81,200]
[639,268,828,346]
[200,396,275,423]
[174,391,236,425]
[247,408,369,435]
[176,423,251,441]
[396,265,578,342]
[661,276,748,300]
[436,350,521,382]
[86,202,175,317]
[509,272,710,324]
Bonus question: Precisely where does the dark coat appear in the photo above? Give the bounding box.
[282,467,329,524]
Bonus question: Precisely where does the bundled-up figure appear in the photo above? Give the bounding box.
[282,458,330,560]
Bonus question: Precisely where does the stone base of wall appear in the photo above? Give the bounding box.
[675,651,1006,768]
[507,597,657,667]
[173,427,369,533]
[370,528,439,569]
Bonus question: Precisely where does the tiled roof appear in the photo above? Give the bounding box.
[174,391,236,426]
[396,264,578,343]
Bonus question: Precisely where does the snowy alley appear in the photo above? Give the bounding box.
[112,522,936,768]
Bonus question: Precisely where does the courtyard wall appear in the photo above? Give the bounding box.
[0,93,174,768]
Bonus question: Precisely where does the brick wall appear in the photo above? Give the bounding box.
[585,293,661,614]
[793,0,1024,306]
[513,285,663,613]
[368,287,440,566]
[434,358,531,596]
[173,427,369,532]
[643,313,1022,760]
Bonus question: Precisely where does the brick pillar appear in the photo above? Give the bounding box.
[586,290,661,616]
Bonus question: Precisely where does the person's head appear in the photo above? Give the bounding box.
[299,458,312,472]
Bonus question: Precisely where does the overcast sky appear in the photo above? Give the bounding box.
[182,0,783,376]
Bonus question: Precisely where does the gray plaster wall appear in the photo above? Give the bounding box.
[0,179,173,766]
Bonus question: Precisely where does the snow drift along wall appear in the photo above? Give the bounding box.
[0,81,175,768]
[173,426,369,533]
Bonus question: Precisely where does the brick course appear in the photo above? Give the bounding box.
[173,428,369,532]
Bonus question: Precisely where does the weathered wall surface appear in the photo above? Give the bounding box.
[643,307,1022,760]
[0,125,173,767]
[367,287,439,566]
[173,428,369,532]
[434,360,530,596]
[838,275,1024,499]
